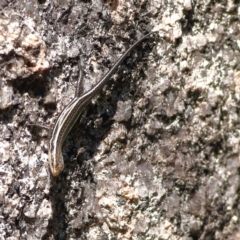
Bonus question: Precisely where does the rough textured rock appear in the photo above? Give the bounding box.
[1,0,240,239]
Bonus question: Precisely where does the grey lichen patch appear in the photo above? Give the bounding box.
[113,100,132,122]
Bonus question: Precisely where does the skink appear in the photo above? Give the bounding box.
[49,31,157,176]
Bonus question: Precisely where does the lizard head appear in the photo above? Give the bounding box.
[48,141,64,177]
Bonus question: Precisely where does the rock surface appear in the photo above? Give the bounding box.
[0,0,240,239]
